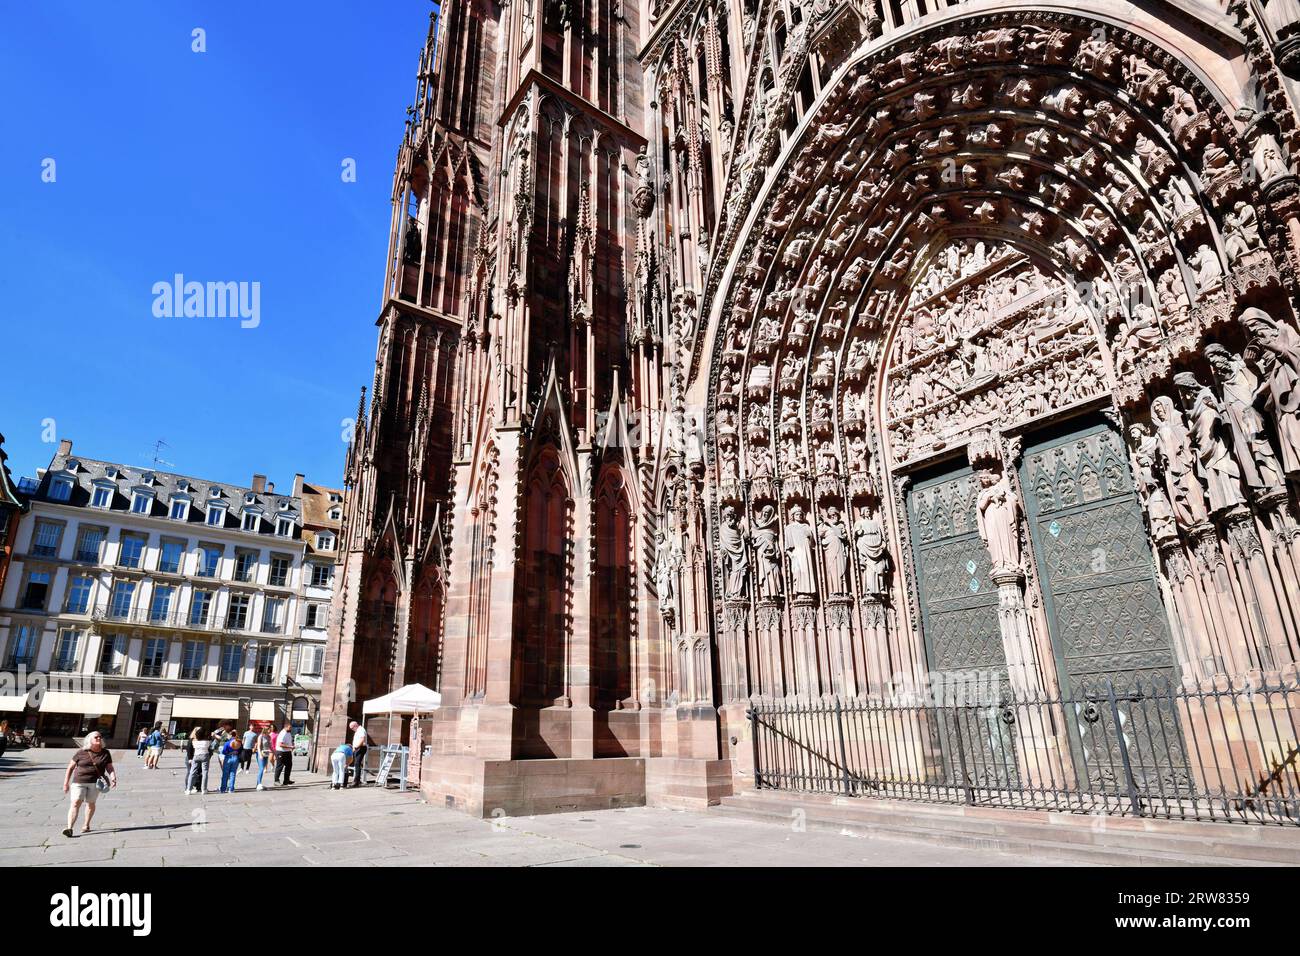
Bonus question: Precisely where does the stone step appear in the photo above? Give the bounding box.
[713,791,1300,866]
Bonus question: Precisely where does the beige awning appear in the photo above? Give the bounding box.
[171,696,239,719]
[249,701,276,721]
[0,694,30,712]
[38,692,120,716]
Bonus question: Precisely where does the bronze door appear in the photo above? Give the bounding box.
[1020,418,1190,793]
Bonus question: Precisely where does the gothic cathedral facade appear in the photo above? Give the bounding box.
[318,0,1300,815]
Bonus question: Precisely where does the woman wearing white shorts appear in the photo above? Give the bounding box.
[62,731,116,837]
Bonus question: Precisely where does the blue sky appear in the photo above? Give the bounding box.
[0,1,434,491]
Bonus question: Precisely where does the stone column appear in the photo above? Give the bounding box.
[859,597,889,698]
[754,598,785,698]
[825,597,857,698]
[990,568,1042,696]
[1222,506,1295,672]
[790,597,819,697]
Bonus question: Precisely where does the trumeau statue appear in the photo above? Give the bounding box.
[719,505,749,599]
[1149,395,1210,528]
[1173,372,1245,514]
[820,506,851,596]
[1204,344,1284,492]
[975,468,1023,575]
[784,504,819,597]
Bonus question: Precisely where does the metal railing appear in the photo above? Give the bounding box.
[91,604,224,633]
[748,677,1300,826]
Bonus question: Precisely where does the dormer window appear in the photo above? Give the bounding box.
[328,507,342,522]
[328,492,343,503]
[105,467,119,479]
[276,516,294,537]
[242,511,260,532]
[48,476,74,502]
[316,532,336,551]
[208,486,222,499]
[132,492,154,515]
[91,484,113,509]
[207,505,227,527]
[170,497,189,521]
[66,459,80,472]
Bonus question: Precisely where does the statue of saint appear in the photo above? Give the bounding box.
[1173,372,1245,514]
[1149,395,1210,528]
[784,504,819,597]
[718,505,749,599]
[1128,423,1178,542]
[1204,344,1284,492]
[653,527,682,626]
[853,509,889,597]
[1242,308,1300,478]
[752,505,783,599]
[819,507,850,596]
[975,469,1023,575]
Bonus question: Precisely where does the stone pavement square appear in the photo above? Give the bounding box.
[0,747,1083,867]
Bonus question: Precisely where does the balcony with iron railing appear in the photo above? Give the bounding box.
[91,603,226,633]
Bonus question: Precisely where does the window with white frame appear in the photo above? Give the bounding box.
[299,644,324,677]
[207,505,227,527]
[31,520,63,557]
[180,640,206,680]
[53,628,82,671]
[108,580,136,619]
[75,525,106,562]
[21,571,51,610]
[315,532,336,551]
[304,603,328,629]
[276,516,294,537]
[64,575,94,614]
[218,642,244,682]
[170,497,189,520]
[48,476,74,501]
[117,532,146,569]
[261,597,284,634]
[132,492,154,514]
[91,484,113,509]
[97,634,127,675]
[5,623,38,668]
[242,511,260,532]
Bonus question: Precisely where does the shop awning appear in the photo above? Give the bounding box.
[249,701,276,721]
[38,692,120,716]
[0,694,30,712]
[171,696,239,720]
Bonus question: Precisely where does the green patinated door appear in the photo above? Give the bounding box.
[1019,418,1189,793]
[908,465,1017,787]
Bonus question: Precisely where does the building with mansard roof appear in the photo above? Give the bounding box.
[0,440,335,747]
[320,0,1300,820]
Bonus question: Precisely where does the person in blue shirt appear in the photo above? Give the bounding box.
[330,743,354,790]
[144,723,167,770]
[219,736,242,794]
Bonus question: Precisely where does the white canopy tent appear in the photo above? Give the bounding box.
[359,684,442,785]
[362,683,442,716]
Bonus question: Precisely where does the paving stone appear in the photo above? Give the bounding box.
[0,748,1106,867]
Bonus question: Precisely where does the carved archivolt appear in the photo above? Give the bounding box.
[691,12,1300,698]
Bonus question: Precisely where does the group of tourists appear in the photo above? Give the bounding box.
[178,721,300,794]
[59,718,375,838]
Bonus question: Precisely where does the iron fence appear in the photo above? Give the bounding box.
[748,677,1300,826]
